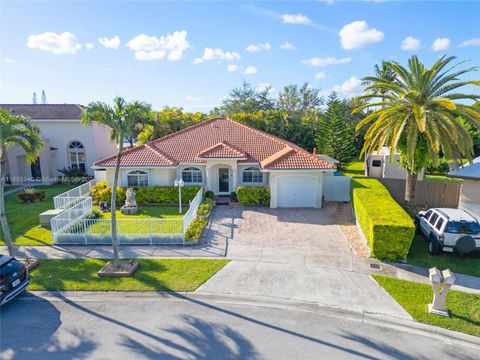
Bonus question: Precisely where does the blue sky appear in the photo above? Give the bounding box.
[1,0,479,111]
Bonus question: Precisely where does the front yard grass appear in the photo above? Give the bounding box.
[341,161,365,177]
[424,175,462,183]
[0,184,75,246]
[98,204,186,219]
[373,275,480,337]
[407,234,480,278]
[28,258,229,292]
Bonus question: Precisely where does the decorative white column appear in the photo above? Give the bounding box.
[206,165,212,191]
[232,165,238,193]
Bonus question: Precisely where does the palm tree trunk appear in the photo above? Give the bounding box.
[110,138,124,269]
[0,148,15,257]
[405,170,418,208]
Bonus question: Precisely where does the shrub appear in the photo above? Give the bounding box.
[185,217,208,242]
[17,188,46,203]
[236,186,270,206]
[230,191,238,202]
[90,181,200,206]
[426,159,450,175]
[198,198,215,217]
[352,178,414,261]
[204,191,214,199]
[86,209,103,220]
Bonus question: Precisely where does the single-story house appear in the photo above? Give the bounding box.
[448,163,480,220]
[0,104,117,184]
[365,146,424,180]
[93,117,336,208]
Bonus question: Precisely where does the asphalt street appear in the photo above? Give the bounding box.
[1,292,478,360]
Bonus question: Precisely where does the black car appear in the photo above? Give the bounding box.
[0,255,30,306]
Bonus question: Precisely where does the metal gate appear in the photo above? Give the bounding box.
[323,175,351,202]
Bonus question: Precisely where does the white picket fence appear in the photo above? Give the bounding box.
[51,188,203,245]
[53,179,96,209]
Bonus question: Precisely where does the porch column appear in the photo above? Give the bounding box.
[206,165,212,191]
[232,165,238,193]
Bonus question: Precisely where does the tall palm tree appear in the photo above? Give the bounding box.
[0,109,44,256]
[354,55,480,207]
[82,97,153,269]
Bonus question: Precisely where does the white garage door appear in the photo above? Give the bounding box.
[277,176,316,208]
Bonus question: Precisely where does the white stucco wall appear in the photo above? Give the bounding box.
[268,171,325,208]
[104,167,176,187]
[6,119,116,183]
[459,179,480,220]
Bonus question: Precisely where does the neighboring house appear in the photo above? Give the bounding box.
[0,104,116,184]
[448,163,480,220]
[365,146,424,180]
[93,117,336,208]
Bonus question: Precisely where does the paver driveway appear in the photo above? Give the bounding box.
[203,204,353,264]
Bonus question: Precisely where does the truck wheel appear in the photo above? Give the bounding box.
[415,221,421,234]
[428,237,440,255]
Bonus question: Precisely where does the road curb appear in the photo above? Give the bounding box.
[24,290,480,349]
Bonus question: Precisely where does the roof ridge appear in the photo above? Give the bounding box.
[149,117,219,146]
[145,143,177,164]
[93,142,147,167]
[260,146,294,169]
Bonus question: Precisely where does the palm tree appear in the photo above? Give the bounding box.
[82,97,153,269]
[354,55,480,207]
[0,109,44,256]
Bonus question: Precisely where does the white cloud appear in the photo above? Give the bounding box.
[185,95,202,102]
[226,64,257,75]
[193,47,241,64]
[315,71,327,80]
[227,64,240,72]
[301,56,351,67]
[27,32,81,54]
[339,21,384,50]
[4,58,15,63]
[459,38,480,47]
[244,66,257,75]
[401,36,421,51]
[85,43,94,50]
[281,14,311,25]
[246,43,271,53]
[333,76,362,96]
[126,31,190,61]
[98,35,120,49]
[280,41,295,50]
[432,38,450,51]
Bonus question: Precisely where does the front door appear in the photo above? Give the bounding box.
[218,167,229,193]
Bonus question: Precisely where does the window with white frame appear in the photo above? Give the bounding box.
[127,170,149,186]
[181,167,203,183]
[69,141,86,172]
[242,167,263,183]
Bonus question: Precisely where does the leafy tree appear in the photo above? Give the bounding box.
[316,92,356,169]
[354,55,480,207]
[82,97,153,269]
[217,81,275,115]
[41,90,47,104]
[277,83,323,116]
[137,107,206,144]
[32,92,38,104]
[0,109,44,256]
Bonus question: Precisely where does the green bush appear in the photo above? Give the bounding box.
[352,178,415,261]
[90,181,200,206]
[198,198,214,217]
[236,186,270,206]
[17,188,46,203]
[204,191,214,199]
[185,217,208,242]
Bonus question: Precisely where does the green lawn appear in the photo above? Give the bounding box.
[0,184,75,246]
[28,258,229,292]
[407,234,480,278]
[342,161,365,177]
[424,175,462,183]
[98,204,186,219]
[373,275,480,337]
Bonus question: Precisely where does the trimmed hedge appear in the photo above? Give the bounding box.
[185,217,208,242]
[236,186,270,206]
[198,198,215,217]
[90,181,201,206]
[352,178,414,261]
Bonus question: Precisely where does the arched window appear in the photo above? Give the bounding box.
[242,167,263,183]
[182,167,203,183]
[69,141,86,172]
[127,170,148,186]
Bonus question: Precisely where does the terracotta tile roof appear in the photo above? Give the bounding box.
[93,118,333,170]
[198,141,247,159]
